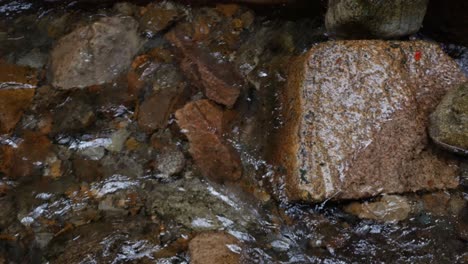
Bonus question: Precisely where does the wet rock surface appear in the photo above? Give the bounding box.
[189,232,242,264]
[49,16,141,89]
[277,40,466,202]
[429,81,468,155]
[0,1,467,263]
[326,0,429,39]
[175,99,242,183]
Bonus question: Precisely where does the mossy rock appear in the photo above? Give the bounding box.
[429,82,468,155]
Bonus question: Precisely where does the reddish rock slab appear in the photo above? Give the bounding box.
[0,63,38,134]
[189,232,242,264]
[275,40,467,202]
[175,99,242,182]
[167,31,243,108]
[0,132,52,179]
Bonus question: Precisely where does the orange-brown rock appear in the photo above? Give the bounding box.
[276,40,467,202]
[167,31,243,108]
[0,132,52,179]
[175,99,242,182]
[0,89,36,134]
[189,232,242,264]
[0,63,38,134]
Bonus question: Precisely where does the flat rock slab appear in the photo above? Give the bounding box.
[429,81,468,155]
[276,40,467,202]
[50,16,141,89]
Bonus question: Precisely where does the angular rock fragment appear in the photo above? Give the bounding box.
[326,0,429,39]
[0,132,52,179]
[189,232,242,264]
[0,63,38,134]
[167,31,243,107]
[175,99,242,182]
[139,1,182,35]
[429,82,468,155]
[137,64,187,132]
[276,40,467,202]
[50,16,141,89]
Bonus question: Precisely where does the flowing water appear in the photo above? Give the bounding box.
[0,1,467,263]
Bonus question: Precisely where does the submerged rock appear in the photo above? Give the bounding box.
[344,195,411,222]
[175,99,242,183]
[189,232,242,264]
[429,82,468,155]
[167,31,244,108]
[137,64,187,132]
[325,0,428,39]
[139,1,183,35]
[0,132,52,179]
[0,62,38,134]
[49,16,141,89]
[276,40,466,202]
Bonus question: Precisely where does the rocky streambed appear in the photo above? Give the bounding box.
[0,0,467,263]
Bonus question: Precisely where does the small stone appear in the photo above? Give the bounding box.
[0,62,37,134]
[0,89,35,134]
[175,99,242,183]
[137,64,187,132]
[429,82,468,155]
[0,131,52,179]
[189,232,242,264]
[52,103,95,135]
[157,147,185,176]
[106,128,131,153]
[344,195,412,222]
[166,31,243,108]
[50,16,142,89]
[140,2,182,35]
[421,192,451,216]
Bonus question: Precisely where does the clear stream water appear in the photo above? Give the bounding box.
[0,1,467,263]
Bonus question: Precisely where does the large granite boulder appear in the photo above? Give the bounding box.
[429,82,468,155]
[49,16,141,89]
[325,0,428,39]
[275,40,467,202]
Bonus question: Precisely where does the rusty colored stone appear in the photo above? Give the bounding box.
[0,89,36,134]
[0,131,52,179]
[0,63,38,134]
[175,99,242,182]
[276,40,467,202]
[166,31,243,108]
[189,232,242,264]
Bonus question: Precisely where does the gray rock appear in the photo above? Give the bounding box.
[429,82,468,155]
[146,178,257,232]
[157,147,185,176]
[276,40,466,202]
[50,16,142,89]
[325,0,429,39]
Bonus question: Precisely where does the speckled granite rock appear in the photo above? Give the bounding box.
[429,82,468,155]
[50,16,141,89]
[276,40,467,202]
[325,0,428,39]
